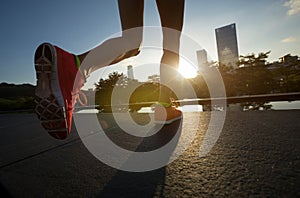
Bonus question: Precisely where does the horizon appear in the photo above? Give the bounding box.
[1,50,299,90]
[1,51,299,89]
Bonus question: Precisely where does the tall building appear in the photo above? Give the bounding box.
[197,49,208,68]
[215,23,239,68]
[127,65,134,80]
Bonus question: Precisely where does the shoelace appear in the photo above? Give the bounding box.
[72,77,87,107]
[77,90,87,106]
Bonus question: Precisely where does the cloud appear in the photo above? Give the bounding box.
[281,36,297,43]
[284,0,300,15]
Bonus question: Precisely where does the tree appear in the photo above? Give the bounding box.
[236,51,273,95]
[217,63,238,96]
[94,72,129,112]
[271,55,300,92]
[238,51,270,67]
[94,72,170,112]
[188,73,210,98]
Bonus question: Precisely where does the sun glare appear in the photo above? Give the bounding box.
[178,58,198,79]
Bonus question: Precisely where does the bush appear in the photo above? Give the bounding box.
[0,97,34,111]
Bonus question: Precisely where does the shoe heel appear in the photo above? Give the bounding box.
[34,43,68,139]
[34,43,54,99]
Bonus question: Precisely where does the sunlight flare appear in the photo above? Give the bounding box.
[178,58,198,79]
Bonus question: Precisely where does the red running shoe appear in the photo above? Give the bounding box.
[34,43,86,139]
[154,99,182,124]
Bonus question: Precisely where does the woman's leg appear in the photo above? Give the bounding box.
[78,0,144,78]
[156,0,185,102]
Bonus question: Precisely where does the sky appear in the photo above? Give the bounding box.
[0,0,299,88]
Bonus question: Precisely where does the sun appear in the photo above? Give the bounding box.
[177,58,198,79]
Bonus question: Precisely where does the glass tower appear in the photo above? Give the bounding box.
[215,23,239,68]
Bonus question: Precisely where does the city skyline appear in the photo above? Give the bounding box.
[0,0,299,87]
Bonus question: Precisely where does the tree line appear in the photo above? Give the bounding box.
[94,52,300,111]
[0,83,35,111]
[1,52,298,112]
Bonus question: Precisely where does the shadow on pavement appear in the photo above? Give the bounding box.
[98,118,182,197]
[0,182,12,198]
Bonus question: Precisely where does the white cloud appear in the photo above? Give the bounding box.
[284,0,300,15]
[281,36,297,43]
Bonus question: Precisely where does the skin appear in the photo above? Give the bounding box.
[78,0,185,103]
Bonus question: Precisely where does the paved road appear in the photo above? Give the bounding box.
[0,111,299,197]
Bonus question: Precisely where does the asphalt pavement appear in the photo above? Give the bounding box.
[0,110,299,197]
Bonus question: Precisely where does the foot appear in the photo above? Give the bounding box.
[154,99,182,124]
[34,43,86,139]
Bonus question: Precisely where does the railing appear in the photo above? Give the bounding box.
[75,92,300,111]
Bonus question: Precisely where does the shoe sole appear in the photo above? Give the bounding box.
[34,43,68,139]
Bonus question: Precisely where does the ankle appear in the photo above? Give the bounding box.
[157,98,178,108]
[74,53,89,80]
[156,101,172,108]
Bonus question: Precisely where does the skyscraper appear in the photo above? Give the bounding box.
[127,65,134,80]
[215,23,239,68]
[197,49,208,68]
